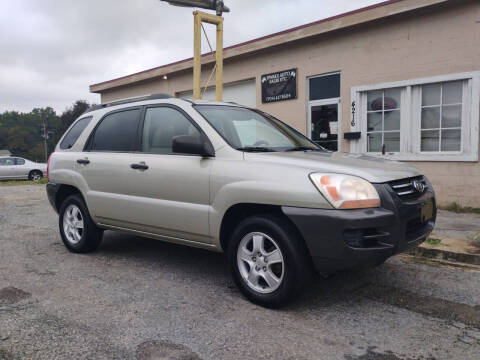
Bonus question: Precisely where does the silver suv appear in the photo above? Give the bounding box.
[46,94,436,307]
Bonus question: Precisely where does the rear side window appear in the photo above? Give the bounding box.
[142,107,201,154]
[90,109,140,152]
[60,116,92,149]
[14,158,25,165]
[0,158,15,165]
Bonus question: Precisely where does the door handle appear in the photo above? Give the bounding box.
[130,163,149,170]
[77,159,90,164]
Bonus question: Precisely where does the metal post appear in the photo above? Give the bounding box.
[215,16,223,101]
[193,11,202,100]
[192,11,223,101]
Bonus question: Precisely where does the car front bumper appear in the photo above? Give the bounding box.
[282,180,436,273]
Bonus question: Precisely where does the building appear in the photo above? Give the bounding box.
[0,150,11,156]
[90,0,480,206]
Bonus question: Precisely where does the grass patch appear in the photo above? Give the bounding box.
[425,237,442,246]
[438,202,480,215]
[0,178,47,186]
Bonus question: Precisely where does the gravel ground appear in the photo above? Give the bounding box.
[0,185,479,360]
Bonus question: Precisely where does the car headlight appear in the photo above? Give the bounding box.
[309,173,380,209]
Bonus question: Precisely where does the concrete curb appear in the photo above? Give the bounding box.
[408,246,480,266]
[407,235,480,266]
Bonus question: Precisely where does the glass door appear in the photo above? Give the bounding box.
[308,99,339,151]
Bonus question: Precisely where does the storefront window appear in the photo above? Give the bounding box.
[350,72,477,161]
[420,81,462,152]
[366,88,402,152]
[309,73,340,101]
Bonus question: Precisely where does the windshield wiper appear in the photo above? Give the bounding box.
[236,146,277,152]
[284,146,324,152]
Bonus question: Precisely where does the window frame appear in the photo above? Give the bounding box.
[307,71,341,102]
[84,107,143,153]
[350,71,480,161]
[60,116,93,150]
[14,158,25,165]
[0,157,16,166]
[138,104,213,157]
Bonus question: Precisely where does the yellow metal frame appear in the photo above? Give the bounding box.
[193,11,223,101]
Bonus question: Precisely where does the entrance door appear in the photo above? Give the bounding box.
[308,99,340,151]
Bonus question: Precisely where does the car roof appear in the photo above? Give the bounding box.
[82,93,244,116]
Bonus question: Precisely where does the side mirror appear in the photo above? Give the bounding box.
[172,135,215,157]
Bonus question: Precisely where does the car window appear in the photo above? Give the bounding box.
[0,158,15,166]
[195,105,321,152]
[90,109,140,152]
[60,116,92,149]
[142,107,201,154]
[14,158,25,165]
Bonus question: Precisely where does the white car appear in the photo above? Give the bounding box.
[0,156,47,180]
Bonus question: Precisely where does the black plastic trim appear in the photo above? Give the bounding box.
[46,182,61,213]
[82,93,172,114]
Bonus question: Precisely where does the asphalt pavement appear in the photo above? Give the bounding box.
[0,185,479,360]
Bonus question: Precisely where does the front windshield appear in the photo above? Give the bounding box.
[195,105,323,152]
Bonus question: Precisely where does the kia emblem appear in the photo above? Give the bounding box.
[413,179,425,193]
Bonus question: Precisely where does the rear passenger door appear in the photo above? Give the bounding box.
[78,108,141,225]
[124,105,213,244]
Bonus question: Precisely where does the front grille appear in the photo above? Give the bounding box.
[388,176,426,200]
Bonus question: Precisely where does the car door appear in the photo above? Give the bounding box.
[13,158,28,178]
[0,157,17,179]
[77,107,142,226]
[124,105,213,244]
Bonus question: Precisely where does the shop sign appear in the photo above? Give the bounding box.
[261,69,297,103]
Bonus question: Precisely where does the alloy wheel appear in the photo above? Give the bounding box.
[63,204,84,244]
[237,232,284,294]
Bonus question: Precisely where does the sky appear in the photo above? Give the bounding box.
[0,0,383,113]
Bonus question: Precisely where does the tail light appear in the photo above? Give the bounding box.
[46,153,53,182]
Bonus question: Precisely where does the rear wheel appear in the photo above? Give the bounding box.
[28,170,42,181]
[228,214,312,308]
[59,194,103,253]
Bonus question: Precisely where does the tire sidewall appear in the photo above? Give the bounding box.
[59,195,94,252]
[29,170,42,181]
[228,215,306,307]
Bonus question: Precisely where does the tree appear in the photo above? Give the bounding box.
[0,100,91,161]
[55,100,90,144]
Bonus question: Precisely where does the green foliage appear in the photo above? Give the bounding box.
[0,100,92,162]
[425,237,441,246]
[439,202,480,214]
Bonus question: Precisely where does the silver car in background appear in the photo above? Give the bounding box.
[0,156,47,180]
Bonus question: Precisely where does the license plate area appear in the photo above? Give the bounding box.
[420,199,434,223]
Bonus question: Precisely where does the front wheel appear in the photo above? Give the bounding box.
[228,214,312,308]
[59,194,103,253]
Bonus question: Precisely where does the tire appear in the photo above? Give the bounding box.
[59,194,103,253]
[28,170,43,181]
[227,214,312,308]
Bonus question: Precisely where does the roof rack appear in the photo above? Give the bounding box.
[83,93,172,114]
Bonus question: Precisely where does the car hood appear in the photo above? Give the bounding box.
[245,151,422,183]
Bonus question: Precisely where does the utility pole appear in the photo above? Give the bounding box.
[42,118,48,163]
